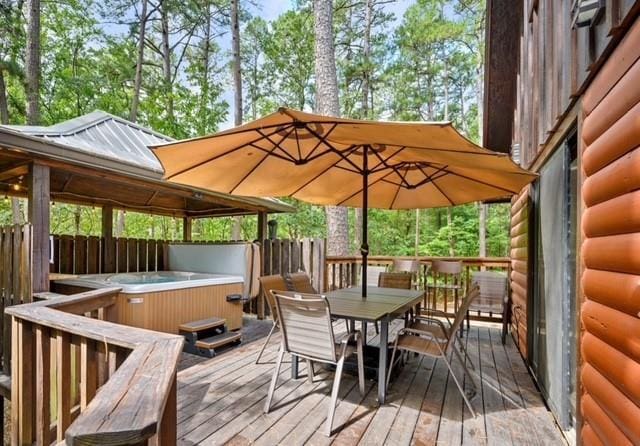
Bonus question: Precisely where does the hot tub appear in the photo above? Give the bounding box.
[54,271,245,334]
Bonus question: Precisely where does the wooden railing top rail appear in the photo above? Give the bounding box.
[326,255,510,265]
[7,288,184,445]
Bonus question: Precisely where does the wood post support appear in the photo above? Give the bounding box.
[257,212,268,243]
[28,162,50,293]
[183,217,192,242]
[102,205,115,273]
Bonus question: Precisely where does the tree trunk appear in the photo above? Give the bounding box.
[74,206,81,235]
[446,208,455,256]
[361,0,372,118]
[414,209,420,256]
[0,69,8,124]
[478,203,487,257]
[130,0,148,123]
[115,210,125,237]
[25,0,40,125]
[199,3,211,134]
[160,1,174,124]
[314,0,349,257]
[230,0,244,240]
[231,0,242,126]
[11,198,21,224]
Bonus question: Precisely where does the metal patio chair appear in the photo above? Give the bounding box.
[285,271,317,294]
[255,274,289,364]
[264,291,366,436]
[427,259,463,312]
[469,271,509,343]
[387,284,481,417]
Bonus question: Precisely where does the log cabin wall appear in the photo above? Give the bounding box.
[509,186,530,357]
[580,18,640,446]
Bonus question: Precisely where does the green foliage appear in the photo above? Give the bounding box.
[1,0,510,258]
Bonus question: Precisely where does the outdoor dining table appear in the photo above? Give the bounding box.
[290,286,425,404]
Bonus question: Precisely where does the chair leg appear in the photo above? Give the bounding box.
[306,359,315,384]
[441,354,476,417]
[325,355,346,436]
[264,346,285,413]
[385,339,400,390]
[256,322,276,364]
[452,346,478,394]
[357,333,365,395]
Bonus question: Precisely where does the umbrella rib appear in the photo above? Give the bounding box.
[165,124,294,180]
[445,170,521,194]
[304,123,338,160]
[289,145,359,197]
[255,128,299,162]
[336,170,395,206]
[230,126,297,194]
[389,164,411,208]
[430,176,456,206]
[368,146,408,174]
[301,123,366,173]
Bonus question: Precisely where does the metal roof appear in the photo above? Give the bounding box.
[4,110,168,175]
[0,112,295,214]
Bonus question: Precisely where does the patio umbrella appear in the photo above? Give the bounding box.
[151,107,536,297]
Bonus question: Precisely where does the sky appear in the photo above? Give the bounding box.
[216,0,414,130]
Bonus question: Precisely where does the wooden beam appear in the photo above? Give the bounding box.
[102,205,115,273]
[0,161,29,183]
[257,212,268,242]
[182,217,192,242]
[28,163,50,293]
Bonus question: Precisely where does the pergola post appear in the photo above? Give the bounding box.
[28,162,50,293]
[102,206,115,273]
[257,212,268,242]
[183,217,192,242]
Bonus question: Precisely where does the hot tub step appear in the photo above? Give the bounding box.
[195,331,242,357]
[179,317,226,333]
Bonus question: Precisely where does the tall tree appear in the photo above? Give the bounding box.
[130,0,149,122]
[25,0,40,124]
[230,0,243,240]
[314,0,349,257]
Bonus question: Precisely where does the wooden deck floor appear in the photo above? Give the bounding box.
[176,319,565,445]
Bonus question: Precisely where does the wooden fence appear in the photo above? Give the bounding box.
[50,235,165,275]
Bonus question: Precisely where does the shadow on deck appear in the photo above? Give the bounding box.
[176,317,565,445]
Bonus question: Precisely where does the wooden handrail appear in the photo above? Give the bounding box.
[325,255,510,264]
[7,287,183,445]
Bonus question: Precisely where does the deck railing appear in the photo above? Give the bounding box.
[7,287,183,445]
[325,255,511,321]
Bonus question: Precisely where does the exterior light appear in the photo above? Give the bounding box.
[572,0,605,28]
[12,183,20,191]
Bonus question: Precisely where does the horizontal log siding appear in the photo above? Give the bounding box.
[580,18,640,446]
[509,186,530,357]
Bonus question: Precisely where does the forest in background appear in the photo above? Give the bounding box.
[0,0,511,258]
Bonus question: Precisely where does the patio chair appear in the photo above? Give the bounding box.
[392,258,422,289]
[255,275,289,364]
[285,271,317,294]
[365,265,387,287]
[265,291,365,436]
[427,260,463,312]
[468,271,509,343]
[387,284,480,417]
[370,272,414,335]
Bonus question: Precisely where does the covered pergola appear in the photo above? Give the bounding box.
[0,111,293,292]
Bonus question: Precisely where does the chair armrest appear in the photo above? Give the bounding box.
[419,309,452,327]
[398,327,440,342]
[414,315,449,332]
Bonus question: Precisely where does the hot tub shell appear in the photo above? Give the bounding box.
[54,271,244,334]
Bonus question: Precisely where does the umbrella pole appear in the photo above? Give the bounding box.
[361,145,368,299]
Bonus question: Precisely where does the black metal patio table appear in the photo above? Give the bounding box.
[290,286,424,404]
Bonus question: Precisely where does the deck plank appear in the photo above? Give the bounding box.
[173,321,565,446]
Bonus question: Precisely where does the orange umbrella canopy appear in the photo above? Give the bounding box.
[151,107,535,208]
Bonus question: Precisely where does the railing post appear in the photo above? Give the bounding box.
[12,317,35,445]
[35,326,51,445]
[155,374,177,446]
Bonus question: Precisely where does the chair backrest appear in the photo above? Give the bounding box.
[445,284,480,351]
[392,258,420,273]
[286,272,317,294]
[378,272,412,290]
[273,291,337,362]
[258,275,289,322]
[431,260,463,275]
[470,271,508,313]
[364,265,387,287]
